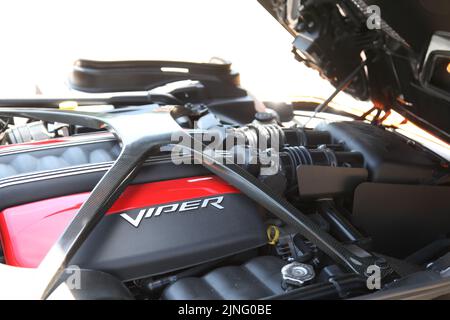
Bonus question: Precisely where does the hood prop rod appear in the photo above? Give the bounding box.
[302,59,368,128]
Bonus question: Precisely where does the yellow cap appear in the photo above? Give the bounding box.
[267,225,280,245]
[59,101,78,110]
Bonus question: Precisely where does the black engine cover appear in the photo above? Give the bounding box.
[71,192,267,281]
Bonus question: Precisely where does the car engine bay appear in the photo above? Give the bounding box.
[0,0,449,300]
[0,79,448,299]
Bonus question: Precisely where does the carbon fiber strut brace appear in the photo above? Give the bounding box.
[0,106,183,299]
[0,106,395,299]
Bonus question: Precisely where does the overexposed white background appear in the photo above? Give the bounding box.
[0,0,353,103]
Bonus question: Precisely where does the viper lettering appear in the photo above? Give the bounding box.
[119,196,224,227]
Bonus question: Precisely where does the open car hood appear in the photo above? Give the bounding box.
[258,0,450,142]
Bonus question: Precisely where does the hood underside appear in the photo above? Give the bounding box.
[258,0,450,142]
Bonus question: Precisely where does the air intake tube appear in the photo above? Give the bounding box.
[221,123,365,196]
[280,146,364,190]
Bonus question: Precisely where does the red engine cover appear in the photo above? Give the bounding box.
[0,175,239,268]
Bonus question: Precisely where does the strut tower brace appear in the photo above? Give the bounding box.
[0,106,394,299]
